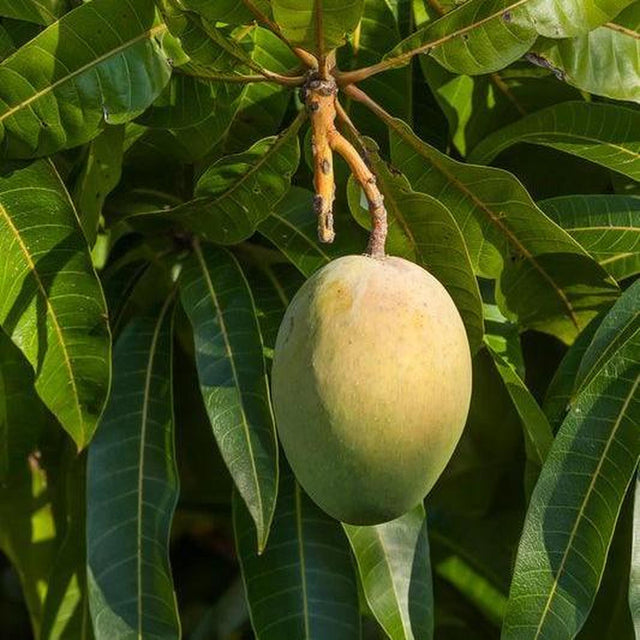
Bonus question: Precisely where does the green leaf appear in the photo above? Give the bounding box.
[140,115,302,244]
[346,140,484,353]
[631,471,640,639]
[72,125,124,246]
[0,0,173,158]
[0,0,67,25]
[344,505,434,640]
[539,195,640,281]
[272,0,365,56]
[486,343,553,469]
[530,4,640,104]
[483,298,525,378]
[388,117,618,342]
[469,102,640,181]
[0,160,111,449]
[502,281,640,640]
[87,302,180,640]
[41,449,93,640]
[258,186,367,277]
[179,0,271,25]
[233,463,361,639]
[388,0,635,75]
[180,243,278,552]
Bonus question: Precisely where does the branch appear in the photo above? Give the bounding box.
[178,66,305,86]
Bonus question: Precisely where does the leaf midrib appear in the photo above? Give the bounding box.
[0,22,168,124]
[533,371,640,639]
[0,202,83,434]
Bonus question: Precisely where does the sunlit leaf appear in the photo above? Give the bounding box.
[503,281,640,640]
[87,303,180,640]
[180,243,278,552]
[234,463,361,639]
[530,4,640,104]
[540,195,640,281]
[469,102,640,181]
[344,505,434,640]
[0,0,173,158]
[0,160,111,448]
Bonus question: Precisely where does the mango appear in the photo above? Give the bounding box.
[271,255,472,524]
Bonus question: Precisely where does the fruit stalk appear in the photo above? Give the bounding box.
[303,73,388,258]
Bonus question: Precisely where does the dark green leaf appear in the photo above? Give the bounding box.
[539,195,640,281]
[344,505,434,640]
[631,471,640,639]
[73,125,124,246]
[469,102,640,181]
[258,186,367,277]
[503,282,640,640]
[272,0,365,55]
[234,463,361,639]
[530,4,640,104]
[0,0,67,25]
[140,115,302,244]
[346,140,484,352]
[180,243,277,552]
[0,160,111,448]
[388,117,618,342]
[0,0,173,158]
[179,0,271,25]
[87,302,180,640]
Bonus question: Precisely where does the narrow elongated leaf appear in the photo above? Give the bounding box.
[234,464,360,639]
[388,0,635,76]
[87,303,180,640]
[631,471,640,638]
[0,160,111,448]
[41,449,93,640]
[503,282,640,640]
[344,505,434,640]
[272,0,365,55]
[138,115,302,245]
[469,102,640,181]
[539,195,640,281]
[346,141,484,352]
[530,4,640,104]
[388,117,618,342]
[0,0,173,158]
[73,125,124,246]
[180,243,277,552]
[258,187,366,277]
[0,0,66,25]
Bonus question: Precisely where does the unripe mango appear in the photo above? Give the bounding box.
[271,255,472,524]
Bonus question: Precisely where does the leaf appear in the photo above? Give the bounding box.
[388,117,618,342]
[72,125,124,246]
[387,0,635,75]
[530,4,640,104]
[486,343,553,469]
[483,297,525,378]
[502,282,640,640]
[179,0,271,25]
[469,102,640,181]
[233,463,361,639]
[258,186,367,277]
[346,140,484,353]
[272,0,365,56]
[631,471,640,639]
[138,115,302,245]
[179,243,278,552]
[539,195,640,282]
[0,0,67,25]
[0,0,173,158]
[41,449,93,640]
[344,505,434,640]
[0,160,111,449]
[87,302,180,640]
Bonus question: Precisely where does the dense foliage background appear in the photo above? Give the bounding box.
[0,0,639,639]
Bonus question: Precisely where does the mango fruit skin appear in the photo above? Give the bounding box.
[271,255,472,524]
